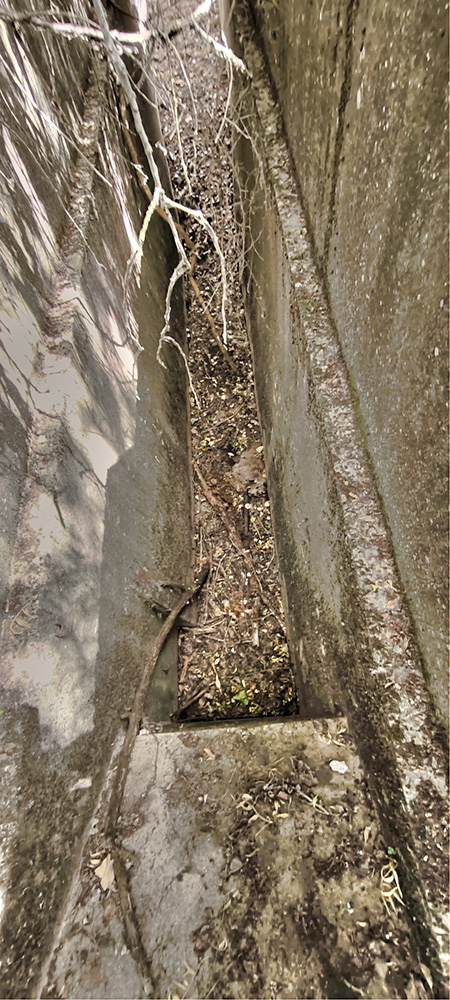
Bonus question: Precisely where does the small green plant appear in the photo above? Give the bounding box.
[231,683,250,706]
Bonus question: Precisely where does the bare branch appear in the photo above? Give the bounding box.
[0,8,154,48]
[91,0,163,190]
[90,0,231,372]
[163,0,213,39]
[119,93,236,372]
[215,61,233,145]
[192,22,250,77]
[168,37,198,185]
[163,194,229,344]
[0,0,220,50]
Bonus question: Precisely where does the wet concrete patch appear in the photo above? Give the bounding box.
[40,718,429,999]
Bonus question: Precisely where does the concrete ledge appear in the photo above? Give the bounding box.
[232,7,448,991]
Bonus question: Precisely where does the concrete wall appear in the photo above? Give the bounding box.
[246,0,449,732]
[0,2,192,993]
[232,10,448,984]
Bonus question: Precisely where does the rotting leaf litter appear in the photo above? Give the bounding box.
[154,2,298,724]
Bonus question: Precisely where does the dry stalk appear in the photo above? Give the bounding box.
[194,460,285,628]
[104,563,209,841]
[168,36,199,181]
[92,0,237,366]
[119,92,237,371]
[4,1,248,373]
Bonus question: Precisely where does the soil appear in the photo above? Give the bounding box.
[153,1,299,723]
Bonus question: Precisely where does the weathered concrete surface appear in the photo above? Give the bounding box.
[244,0,449,735]
[0,2,192,994]
[231,6,448,991]
[39,717,431,1000]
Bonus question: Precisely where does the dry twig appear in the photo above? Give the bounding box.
[119,94,237,371]
[104,563,209,840]
[194,460,284,628]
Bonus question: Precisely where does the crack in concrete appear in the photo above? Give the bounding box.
[322,0,360,276]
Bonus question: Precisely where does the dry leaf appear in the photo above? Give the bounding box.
[387,598,399,609]
[94,854,115,890]
[69,776,92,793]
[329,759,348,774]
[417,963,433,990]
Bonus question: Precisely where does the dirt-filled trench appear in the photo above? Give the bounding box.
[151,2,298,726]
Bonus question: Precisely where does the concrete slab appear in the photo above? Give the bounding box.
[40,717,427,1000]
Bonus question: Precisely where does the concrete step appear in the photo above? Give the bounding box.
[39,717,428,1000]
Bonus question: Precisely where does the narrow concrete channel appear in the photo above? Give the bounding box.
[0,1,448,998]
